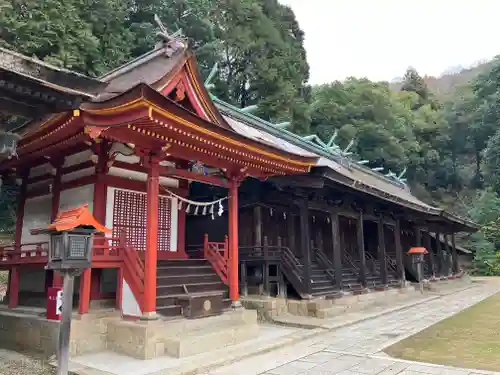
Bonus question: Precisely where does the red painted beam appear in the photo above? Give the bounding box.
[112,160,228,187]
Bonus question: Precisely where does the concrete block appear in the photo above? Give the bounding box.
[287,300,309,316]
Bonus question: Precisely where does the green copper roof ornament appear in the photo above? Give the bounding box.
[274,122,291,129]
[371,166,384,172]
[204,62,218,90]
[241,105,259,113]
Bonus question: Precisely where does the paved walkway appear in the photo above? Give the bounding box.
[206,281,500,375]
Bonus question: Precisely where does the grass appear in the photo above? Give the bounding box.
[385,291,500,371]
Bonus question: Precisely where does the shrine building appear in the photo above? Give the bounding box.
[0,31,476,326]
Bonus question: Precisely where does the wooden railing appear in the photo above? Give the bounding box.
[385,253,398,274]
[203,234,228,285]
[120,230,144,307]
[343,251,359,270]
[0,242,49,265]
[92,235,122,262]
[364,252,379,273]
[0,235,125,266]
[311,246,336,284]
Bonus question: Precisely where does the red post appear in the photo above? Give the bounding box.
[176,180,188,259]
[143,156,160,317]
[224,235,229,260]
[203,233,209,258]
[228,179,239,304]
[93,141,109,224]
[78,268,92,314]
[8,266,20,308]
[177,209,187,258]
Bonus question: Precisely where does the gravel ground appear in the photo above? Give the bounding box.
[0,349,55,375]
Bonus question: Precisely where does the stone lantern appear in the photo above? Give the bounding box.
[33,204,110,375]
[408,247,428,293]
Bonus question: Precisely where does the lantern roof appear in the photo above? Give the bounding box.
[408,247,429,255]
[48,205,111,233]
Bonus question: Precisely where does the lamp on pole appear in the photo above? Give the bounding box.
[408,247,428,294]
[35,205,110,375]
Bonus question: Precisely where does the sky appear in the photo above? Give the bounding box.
[279,0,500,85]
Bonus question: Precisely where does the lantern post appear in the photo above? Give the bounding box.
[34,205,110,375]
[408,247,428,294]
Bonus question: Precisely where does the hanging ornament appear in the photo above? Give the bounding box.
[186,204,191,214]
[218,200,224,216]
[283,212,287,220]
[210,204,215,219]
[178,200,183,211]
[202,206,207,215]
[312,216,316,223]
[270,208,273,216]
[194,206,199,215]
[327,217,330,224]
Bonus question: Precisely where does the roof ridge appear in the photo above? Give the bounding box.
[213,96,408,191]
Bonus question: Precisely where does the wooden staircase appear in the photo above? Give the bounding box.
[156,259,230,317]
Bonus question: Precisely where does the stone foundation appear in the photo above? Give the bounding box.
[107,308,259,359]
[0,307,259,361]
[241,286,422,320]
[0,308,119,358]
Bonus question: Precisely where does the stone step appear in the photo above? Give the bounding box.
[157,281,226,295]
[157,273,221,286]
[158,259,209,267]
[157,265,214,276]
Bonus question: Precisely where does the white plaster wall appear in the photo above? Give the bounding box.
[64,150,93,167]
[105,187,178,252]
[59,185,94,213]
[29,163,52,178]
[61,167,95,183]
[121,279,142,317]
[21,194,52,245]
[107,166,179,188]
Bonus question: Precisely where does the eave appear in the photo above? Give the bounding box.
[81,83,317,175]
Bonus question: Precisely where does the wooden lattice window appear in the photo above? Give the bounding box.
[113,189,172,252]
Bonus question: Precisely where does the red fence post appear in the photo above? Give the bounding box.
[8,266,20,308]
[204,234,209,258]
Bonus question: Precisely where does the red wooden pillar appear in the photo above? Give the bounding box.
[177,209,187,258]
[8,266,20,308]
[228,178,240,305]
[176,180,188,259]
[78,268,92,314]
[143,156,160,317]
[93,140,109,224]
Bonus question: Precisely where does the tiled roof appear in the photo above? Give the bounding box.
[49,205,110,233]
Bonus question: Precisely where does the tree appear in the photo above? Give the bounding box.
[483,128,500,194]
[401,67,429,102]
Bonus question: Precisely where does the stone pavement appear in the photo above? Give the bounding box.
[205,281,500,375]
